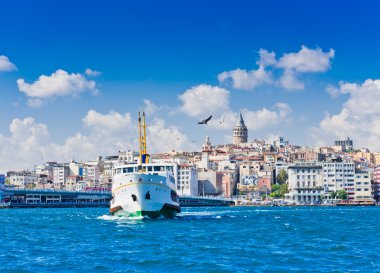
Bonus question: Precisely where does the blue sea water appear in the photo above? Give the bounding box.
[0,206,379,272]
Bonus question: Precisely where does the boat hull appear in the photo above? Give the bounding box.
[110,174,180,218]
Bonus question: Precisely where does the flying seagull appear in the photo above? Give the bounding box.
[198,115,212,124]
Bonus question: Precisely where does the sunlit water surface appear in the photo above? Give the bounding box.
[1,206,379,272]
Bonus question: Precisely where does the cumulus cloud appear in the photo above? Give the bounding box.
[17,69,97,107]
[242,103,292,131]
[178,84,230,117]
[85,68,102,77]
[82,110,132,133]
[277,46,334,73]
[143,99,162,116]
[206,103,292,132]
[147,118,195,152]
[178,83,292,133]
[279,69,304,90]
[219,46,334,91]
[313,78,380,150]
[0,55,17,72]
[0,109,195,172]
[218,49,274,90]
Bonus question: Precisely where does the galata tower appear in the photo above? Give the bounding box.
[233,113,248,144]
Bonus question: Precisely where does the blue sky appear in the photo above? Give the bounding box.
[1,0,380,170]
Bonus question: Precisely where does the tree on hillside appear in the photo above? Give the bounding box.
[337,190,348,200]
[276,169,288,185]
[270,184,289,198]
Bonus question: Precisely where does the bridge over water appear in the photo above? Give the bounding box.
[0,189,235,208]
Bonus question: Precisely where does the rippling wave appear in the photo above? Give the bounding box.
[1,206,379,272]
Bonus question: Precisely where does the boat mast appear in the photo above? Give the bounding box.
[138,111,149,165]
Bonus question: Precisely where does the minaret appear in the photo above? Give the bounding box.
[202,136,212,151]
[233,113,248,144]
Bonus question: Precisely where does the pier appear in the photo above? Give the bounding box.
[0,189,234,208]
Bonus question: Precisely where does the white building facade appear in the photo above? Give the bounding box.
[53,166,69,189]
[322,162,355,200]
[285,163,324,204]
[354,171,374,203]
[177,164,198,196]
[9,172,37,189]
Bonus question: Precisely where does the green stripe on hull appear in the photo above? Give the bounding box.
[115,207,177,219]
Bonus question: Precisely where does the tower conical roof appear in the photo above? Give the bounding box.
[235,112,246,127]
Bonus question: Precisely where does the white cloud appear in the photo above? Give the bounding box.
[82,110,133,133]
[206,103,292,132]
[85,68,102,77]
[178,82,292,133]
[218,49,274,90]
[277,45,334,73]
[178,84,230,117]
[0,108,195,172]
[279,69,304,90]
[0,55,17,72]
[0,117,51,171]
[143,99,162,116]
[147,118,196,152]
[17,69,97,107]
[219,45,334,91]
[257,49,276,66]
[313,78,380,150]
[218,66,272,90]
[326,82,357,98]
[242,103,292,131]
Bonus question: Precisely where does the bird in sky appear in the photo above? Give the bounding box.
[198,115,212,125]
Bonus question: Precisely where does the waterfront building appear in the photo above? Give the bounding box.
[0,174,5,191]
[53,166,69,190]
[373,167,380,202]
[9,171,37,189]
[233,113,248,144]
[258,176,271,193]
[285,163,324,204]
[290,148,325,162]
[103,156,118,177]
[118,150,138,163]
[66,176,80,191]
[0,174,4,201]
[350,151,375,165]
[354,170,374,203]
[177,164,198,196]
[75,180,86,191]
[239,162,261,181]
[35,162,57,182]
[35,174,52,189]
[374,153,380,166]
[334,137,353,152]
[322,161,355,200]
[68,160,84,177]
[85,165,100,188]
[221,170,238,197]
[198,169,223,196]
[273,136,289,148]
[238,174,259,193]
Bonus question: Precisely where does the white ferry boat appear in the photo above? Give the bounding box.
[110,112,180,218]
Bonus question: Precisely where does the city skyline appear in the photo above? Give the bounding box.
[1,0,380,171]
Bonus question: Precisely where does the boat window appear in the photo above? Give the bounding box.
[123,167,134,173]
[166,166,173,172]
[147,166,152,172]
[154,166,165,172]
